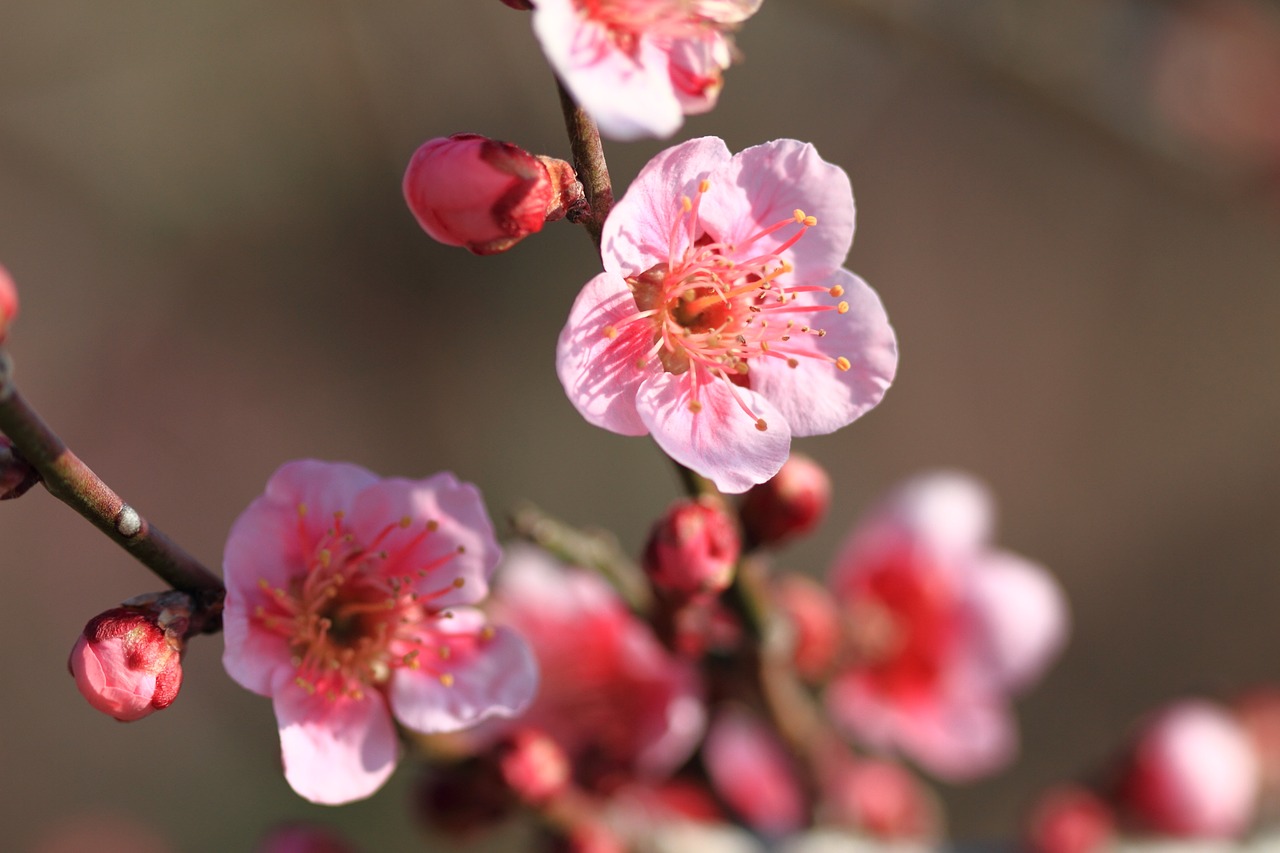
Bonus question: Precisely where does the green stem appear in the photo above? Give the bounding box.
[0,351,224,633]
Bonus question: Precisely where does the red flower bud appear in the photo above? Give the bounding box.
[0,436,40,500]
[774,573,839,682]
[403,134,580,255]
[0,264,17,343]
[1024,786,1115,853]
[67,592,190,722]
[642,498,740,601]
[739,453,831,547]
[497,727,571,804]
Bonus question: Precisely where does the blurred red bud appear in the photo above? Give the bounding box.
[0,264,17,343]
[739,453,831,547]
[643,498,739,602]
[774,573,839,682]
[0,436,40,500]
[403,133,579,255]
[1024,786,1114,853]
[497,728,571,804]
[498,0,534,10]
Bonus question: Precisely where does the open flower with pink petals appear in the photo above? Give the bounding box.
[533,0,761,140]
[556,137,897,493]
[221,460,538,805]
[490,544,705,792]
[825,473,1068,780]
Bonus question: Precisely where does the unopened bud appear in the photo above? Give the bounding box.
[1120,699,1260,838]
[403,133,581,255]
[643,498,740,601]
[67,592,191,722]
[1024,786,1115,853]
[497,727,570,804]
[774,573,839,682]
[824,758,937,840]
[255,824,361,853]
[0,264,17,343]
[739,453,831,547]
[0,436,40,500]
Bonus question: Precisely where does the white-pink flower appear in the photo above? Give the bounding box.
[221,460,538,805]
[533,0,762,140]
[825,473,1068,781]
[556,137,897,493]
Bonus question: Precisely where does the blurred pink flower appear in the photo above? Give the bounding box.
[221,460,538,805]
[0,262,17,342]
[703,705,806,836]
[825,473,1068,780]
[532,0,761,140]
[557,137,897,493]
[491,544,705,792]
[1120,699,1260,838]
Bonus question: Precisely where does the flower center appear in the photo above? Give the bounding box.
[254,507,479,702]
[604,179,852,431]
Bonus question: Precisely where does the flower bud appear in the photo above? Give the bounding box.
[642,498,739,601]
[497,727,570,804]
[67,592,191,722]
[0,264,17,343]
[739,453,831,547]
[1024,786,1115,853]
[823,758,937,840]
[1120,699,1260,837]
[403,134,580,255]
[774,573,839,682]
[0,436,40,500]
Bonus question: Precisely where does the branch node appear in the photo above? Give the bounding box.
[115,504,142,538]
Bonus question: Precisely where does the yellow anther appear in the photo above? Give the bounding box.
[456,544,466,554]
[793,208,806,223]
[257,578,271,590]
[399,516,412,528]
[297,503,308,517]
[755,418,769,432]
[682,196,692,212]
[689,400,704,414]
[452,577,465,588]
[681,289,697,302]
[318,549,332,568]
[603,325,619,340]
[736,363,750,374]
[481,625,497,641]
[787,358,799,368]
[836,356,852,372]
[698,179,710,193]
[295,677,316,694]
[837,301,850,314]
[803,215,818,227]
[426,520,439,532]
[438,646,452,660]
[829,284,845,297]
[635,357,648,370]
[333,510,345,520]
[439,673,455,687]
[760,341,770,351]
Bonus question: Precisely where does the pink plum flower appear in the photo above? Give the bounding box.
[221,460,538,805]
[556,137,897,493]
[490,544,705,792]
[825,473,1068,780]
[532,0,762,140]
[703,705,807,836]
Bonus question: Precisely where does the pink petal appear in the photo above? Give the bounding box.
[556,272,655,437]
[495,543,623,621]
[221,586,293,696]
[348,473,501,609]
[637,370,791,494]
[827,673,1016,782]
[273,677,399,805]
[749,269,897,437]
[874,472,995,562]
[263,460,379,544]
[532,0,682,141]
[667,34,730,116]
[601,136,732,277]
[704,706,807,836]
[967,552,1069,694]
[390,608,539,734]
[698,139,856,282]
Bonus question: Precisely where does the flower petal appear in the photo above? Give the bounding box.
[637,370,791,494]
[556,271,655,437]
[390,608,539,734]
[699,139,856,281]
[873,472,995,561]
[704,706,806,836]
[967,552,1070,694]
[221,587,292,696]
[263,459,380,546]
[533,0,682,141]
[273,676,399,805]
[750,269,897,437]
[348,472,501,609]
[602,136,732,277]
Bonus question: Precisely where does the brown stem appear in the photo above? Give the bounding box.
[0,351,224,633]
[556,77,614,253]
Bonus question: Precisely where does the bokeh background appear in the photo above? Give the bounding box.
[2,0,1280,849]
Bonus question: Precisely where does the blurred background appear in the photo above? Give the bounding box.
[2,0,1280,849]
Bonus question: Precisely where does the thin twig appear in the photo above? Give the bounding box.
[0,351,224,633]
[555,77,614,252]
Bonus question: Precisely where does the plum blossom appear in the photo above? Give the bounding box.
[825,473,1068,780]
[532,0,762,140]
[557,137,897,493]
[490,544,705,792]
[221,460,538,805]
[703,706,807,837]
